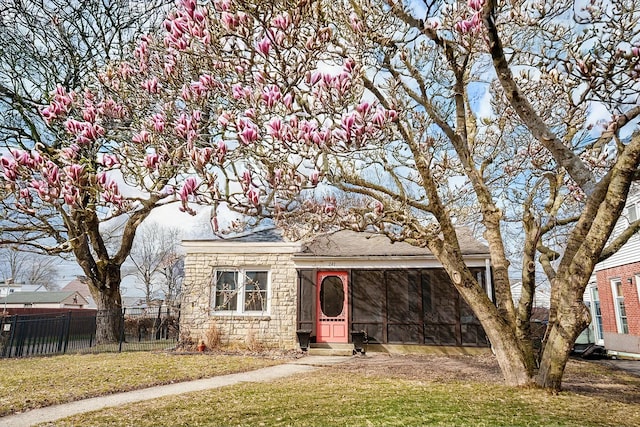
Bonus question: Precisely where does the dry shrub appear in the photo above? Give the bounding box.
[245,329,264,352]
[205,323,221,349]
[177,332,196,351]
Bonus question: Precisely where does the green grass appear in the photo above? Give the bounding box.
[4,352,640,426]
[0,352,284,416]
[48,370,640,427]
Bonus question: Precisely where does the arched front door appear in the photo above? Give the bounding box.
[316,271,348,343]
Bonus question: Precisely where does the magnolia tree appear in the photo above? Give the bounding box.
[1,0,638,390]
[0,0,174,341]
[311,0,640,391]
[0,0,396,342]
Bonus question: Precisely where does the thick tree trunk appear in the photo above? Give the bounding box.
[86,267,124,344]
[536,277,591,390]
[484,314,534,386]
[93,287,124,344]
[536,304,589,390]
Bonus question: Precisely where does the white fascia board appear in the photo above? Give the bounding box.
[181,240,302,254]
[293,254,490,269]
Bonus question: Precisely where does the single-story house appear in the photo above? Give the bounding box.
[0,291,89,309]
[180,228,493,351]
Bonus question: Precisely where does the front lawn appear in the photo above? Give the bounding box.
[0,352,285,416]
[49,366,640,427]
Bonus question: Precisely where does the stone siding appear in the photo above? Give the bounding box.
[180,248,298,349]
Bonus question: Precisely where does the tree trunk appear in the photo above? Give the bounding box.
[536,284,590,390]
[88,272,123,344]
[484,314,534,386]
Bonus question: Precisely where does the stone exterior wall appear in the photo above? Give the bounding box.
[180,244,299,349]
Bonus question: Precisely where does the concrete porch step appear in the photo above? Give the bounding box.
[307,343,356,357]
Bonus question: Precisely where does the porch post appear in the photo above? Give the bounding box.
[485,258,493,302]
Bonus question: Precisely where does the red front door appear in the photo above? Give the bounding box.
[316,271,348,343]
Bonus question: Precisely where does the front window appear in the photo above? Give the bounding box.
[611,279,629,334]
[590,286,604,342]
[212,269,269,314]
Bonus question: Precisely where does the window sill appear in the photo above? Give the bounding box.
[210,312,271,321]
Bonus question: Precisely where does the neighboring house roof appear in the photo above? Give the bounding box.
[61,276,97,308]
[0,291,88,305]
[299,229,489,257]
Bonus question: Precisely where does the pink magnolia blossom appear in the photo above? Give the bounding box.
[372,108,386,127]
[246,187,259,205]
[282,93,293,110]
[150,113,166,132]
[217,112,231,127]
[214,0,231,12]
[272,13,291,30]
[261,85,281,107]
[101,154,120,168]
[144,153,160,170]
[29,179,50,199]
[132,130,152,144]
[306,71,322,86]
[349,12,363,33]
[266,117,283,138]
[97,172,108,186]
[238,120,259,145]
[216,140,227,162]
[142,77,160,94]
[468,0,484,12]
[64,164,84,182]
[309,170,320,186]
[241,170,252,189]
[0,157,17,181]
[10,148,31,166]
[356,101,371,116]
[60,144,80,161]
[43,162,59,184]
[232,84,251,100]
[455,13,482,34]
[257,36,271,56]
[221,12,238,30]
[179,176,199,202]
[62,185,79,205]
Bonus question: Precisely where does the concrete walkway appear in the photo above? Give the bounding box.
[0,356,349,427]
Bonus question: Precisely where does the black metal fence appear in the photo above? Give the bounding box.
[0,306,179,359]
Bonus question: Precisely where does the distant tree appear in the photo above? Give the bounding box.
[159,251,184,308]
[128,222,182,306]
[0,246,59,289]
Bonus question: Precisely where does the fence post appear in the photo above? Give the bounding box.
[3,316,18,358]
[118,308,126,353]
[63,311,72,354]
[155,305,162,340]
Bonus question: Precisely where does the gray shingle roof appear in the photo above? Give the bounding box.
[0,291,85,304]
[298,229,489,257]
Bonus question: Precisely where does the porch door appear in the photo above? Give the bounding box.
[316,271,348,343]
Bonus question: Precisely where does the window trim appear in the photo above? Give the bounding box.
[611,278,629,334]
[628,203,638,223]
[589,285,604,345]
[211,268,270,315]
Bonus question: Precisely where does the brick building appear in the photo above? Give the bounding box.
[588,184,640,358]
